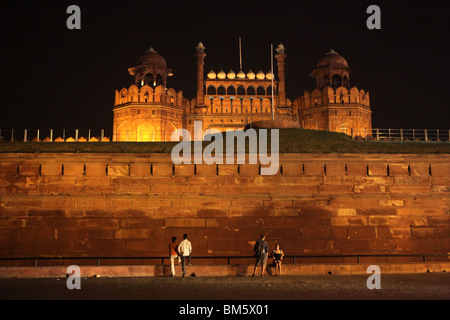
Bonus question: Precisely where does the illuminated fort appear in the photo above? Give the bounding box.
[113,43,372,141]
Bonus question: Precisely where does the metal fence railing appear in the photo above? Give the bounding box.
[0,128,449,142]
[0,129,111,143]
[1,254,448,267]
[369,129,450,142]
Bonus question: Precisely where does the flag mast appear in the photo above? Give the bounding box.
[239,37,243,71]
[271,43,275,120]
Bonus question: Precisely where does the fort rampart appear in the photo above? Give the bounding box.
[0,153,449,263]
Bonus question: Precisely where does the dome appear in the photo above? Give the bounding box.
[256,70,265,80]
[217,69,226,79]
[266,72,274,80]
[137,47,167,68]
[237,70,246,79]
[227,69,236,79]
[317,49,349,68]
[247,70,255,79]
[207,70,216,79]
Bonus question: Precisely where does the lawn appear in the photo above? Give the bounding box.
[0,129,448,154]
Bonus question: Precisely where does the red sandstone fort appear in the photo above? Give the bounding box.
[0,42,449,277]
[113,43,372,141]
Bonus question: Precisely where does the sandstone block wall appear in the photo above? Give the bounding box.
[0,153,449,264]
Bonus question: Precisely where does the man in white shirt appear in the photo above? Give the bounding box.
[177,233,192,277]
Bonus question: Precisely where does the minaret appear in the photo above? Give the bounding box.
[275,44,287,107]
[195,42,206,106]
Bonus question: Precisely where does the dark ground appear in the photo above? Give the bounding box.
[0,273,448,300]
[1,274,447,318]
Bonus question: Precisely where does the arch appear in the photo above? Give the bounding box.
[332,74,342,89]
[137,122,156,142]
[116,123,129,141]
[252,99,261,113]
[343,76,349,88]
[155,74,164,87]
[154,85,166,103]
[336,86,349,103]
[227,85,236,96]
[217,85,226,95]
[129,84,139,94]
[323,75,330,88]
[323,86,335,103]
[311,88,322,106]
[247,86,256,95]
[119,88,128,104]
[207,85,216,95]
[223,97,232,113]
[266,85,275,96]
[262,98,271,112]
[237,85,246,96]
[165,123,178,141]
[257,86,266,96]
[350,87,359,103]
[140,85,153,103]
[232,98,242,114]
[167,88,177,106]
[144,73,154,86]
[242,98,251,113]
[212,97,221,113]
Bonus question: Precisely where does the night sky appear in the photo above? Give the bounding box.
[0,0,448,138]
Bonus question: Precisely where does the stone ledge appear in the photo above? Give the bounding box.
[1,262,448,278]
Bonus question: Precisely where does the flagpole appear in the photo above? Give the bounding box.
[271,43,275,120]
[239,37,242,71]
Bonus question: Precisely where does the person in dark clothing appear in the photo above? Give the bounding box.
[271,243,285,276]
[252,234,269,277]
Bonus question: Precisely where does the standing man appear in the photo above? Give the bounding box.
[252,234,268,277]
[178,233,192,277]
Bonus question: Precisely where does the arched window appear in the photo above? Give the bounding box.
[144,73,154,86]
[207,85,216,95]
[323,75,330,88]
[257,86,265,96]
[332,74,342,89]
[237,85,246,95]
[247,86,256,95]
[343,76,349,89]
[227,86,236,95]
[217,85,226,95]
[267,85,275,96]
[155,74,164,87]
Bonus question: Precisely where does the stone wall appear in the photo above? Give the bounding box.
[0,153,448,263]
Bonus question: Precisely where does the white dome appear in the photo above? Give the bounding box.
[207,70,216,79]
[256,70,265,80]
[266,72,274,80]
[237,70,246,79]
[217,69,226,79]
[227,69,236,79]
[247,70,255,80]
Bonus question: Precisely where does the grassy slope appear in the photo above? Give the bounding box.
[0,129,448,154]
